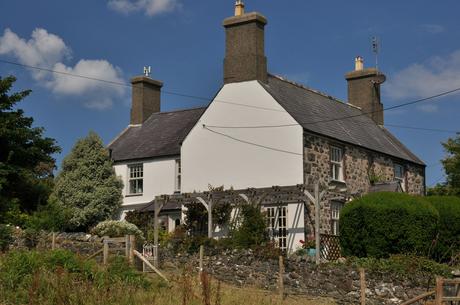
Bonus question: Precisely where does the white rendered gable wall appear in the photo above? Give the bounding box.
[181,80,304,192]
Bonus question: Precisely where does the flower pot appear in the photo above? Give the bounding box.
[308,248,316,257]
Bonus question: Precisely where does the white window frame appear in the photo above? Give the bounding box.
[394,163,406,191]
[175,159,181,193]
[331,201,344,236]
[128,163,143,195]
[330,146,344,182]
[266,206,288,251]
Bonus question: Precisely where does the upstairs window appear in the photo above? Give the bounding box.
[128,164,143,195]
[330,146,344,181]
[394,164,406,191]
[175,159,181,193]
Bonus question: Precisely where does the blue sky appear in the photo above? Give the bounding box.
[1,0,459,187]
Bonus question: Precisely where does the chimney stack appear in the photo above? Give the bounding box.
[223,1,268,84]
[345,57,386,125]
[130,76,163,125]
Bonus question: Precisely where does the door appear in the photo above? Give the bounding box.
[266,206,288,251]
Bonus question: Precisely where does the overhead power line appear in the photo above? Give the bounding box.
[2,58,460,133]
[203,125,302,156]
[0,59,286,113]
[205,86,460,130]
[384,124,459,134]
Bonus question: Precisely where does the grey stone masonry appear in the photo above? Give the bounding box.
[303,133,425,235]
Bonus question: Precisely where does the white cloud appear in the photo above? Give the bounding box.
[421,24,445,34]
[108,0,180,16]
[0,28,125,109]
[385,50,460,112]
[0,28,70,80]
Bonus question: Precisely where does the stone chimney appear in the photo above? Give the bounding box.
[130,76,163,125]
[345,57,386,125]
[223,1,268,84]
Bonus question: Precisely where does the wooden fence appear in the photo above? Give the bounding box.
[83,235,168,282]
[400,277,460,305]
[320,234,341,261]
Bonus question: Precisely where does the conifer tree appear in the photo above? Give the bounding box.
[0,75,60,224]
[53,131,122,231]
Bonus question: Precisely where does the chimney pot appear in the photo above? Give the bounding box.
[235,0,245,16]
[355,56,364,71]
[130,76,163,125]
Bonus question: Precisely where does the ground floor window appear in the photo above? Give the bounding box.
[266,206,288,251]
[331,201,344,236]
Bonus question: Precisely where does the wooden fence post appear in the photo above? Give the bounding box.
[103,237,109,265]
[435,277,443,305]
[51,232,56,250]
[125,235,130,259]
[128,235,135,265]
[314,183,320,265]
[360,268,366,305]
[279,255,285,300]
[199,245,204,276]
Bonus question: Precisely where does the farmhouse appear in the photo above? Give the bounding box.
[108,1,425,253]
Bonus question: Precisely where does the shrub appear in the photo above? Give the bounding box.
[232,204,268,249]
[340,192,439,258]
[346,254,452,285]
[184,201,208,236]
[125,210,153,237]
[426,196,460,262]
[24,199,71,232]
[0,224,13,252]
[91,220,144,241]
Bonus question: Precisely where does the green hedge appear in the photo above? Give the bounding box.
[339,192,439,258]
[425,196,460,262]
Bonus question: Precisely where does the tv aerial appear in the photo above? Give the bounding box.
[371,36,380,71]
[143,66,151,77]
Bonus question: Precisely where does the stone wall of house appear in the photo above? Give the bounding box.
[160,249,435,305]
[303,133,425,236]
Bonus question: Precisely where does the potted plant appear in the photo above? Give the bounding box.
[299,237,316,256]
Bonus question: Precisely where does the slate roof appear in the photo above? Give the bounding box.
[109,74,423,166]
[260,75,425,165]
[109,107,206,162]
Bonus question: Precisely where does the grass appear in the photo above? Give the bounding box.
[0,249,336,305]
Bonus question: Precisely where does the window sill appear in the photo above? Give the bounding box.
[125,193,143,197]
[330,179,346,184]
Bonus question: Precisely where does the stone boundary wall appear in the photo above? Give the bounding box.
[160,249,432,305]
[9,231,433,305]
[10,230,104,257]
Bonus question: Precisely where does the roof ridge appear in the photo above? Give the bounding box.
[156,106,207,115]
[268,73,362,111]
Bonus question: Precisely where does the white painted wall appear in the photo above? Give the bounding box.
[286,202,305,254]
[114,157,178,209]
[181,81,304,192]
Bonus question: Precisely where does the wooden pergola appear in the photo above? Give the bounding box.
[151,183,349,266]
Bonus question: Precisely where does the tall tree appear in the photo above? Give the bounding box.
[0,76,60,224]
[52,131,123,231]
[428,134,460,196]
